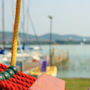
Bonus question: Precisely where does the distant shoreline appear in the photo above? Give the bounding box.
[0,32,90,45]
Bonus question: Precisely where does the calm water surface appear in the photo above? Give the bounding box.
[5,44,90,78]
[37,45,90,78]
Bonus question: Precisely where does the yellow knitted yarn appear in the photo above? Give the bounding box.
[11,0,21,66]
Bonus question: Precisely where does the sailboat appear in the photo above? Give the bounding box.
[4,0,41,73]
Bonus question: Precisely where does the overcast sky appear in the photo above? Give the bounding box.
[0,0,90,36]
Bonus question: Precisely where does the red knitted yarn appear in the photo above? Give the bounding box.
[0,64,8,69]
[0,63,36,90]
[0,63,68,90]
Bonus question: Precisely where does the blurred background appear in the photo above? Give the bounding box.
[0,0,90,90]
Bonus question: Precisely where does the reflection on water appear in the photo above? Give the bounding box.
[56,45,90,78]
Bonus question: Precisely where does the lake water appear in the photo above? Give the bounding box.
[36,45,90,78]
[3,44,90,78]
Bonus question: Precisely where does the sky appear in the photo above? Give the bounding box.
[0,0,90,36]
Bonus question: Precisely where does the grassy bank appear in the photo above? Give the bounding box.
[64,78,90,90]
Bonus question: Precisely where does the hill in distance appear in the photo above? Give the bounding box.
[0,32,90,44]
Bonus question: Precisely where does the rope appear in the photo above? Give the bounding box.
[11,0,21,66]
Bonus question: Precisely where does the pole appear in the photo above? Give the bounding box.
[11,0,21,66]
[27,0,31,32]
[48,16,53,66]
[2,0,5,49]
[22,0,25,44]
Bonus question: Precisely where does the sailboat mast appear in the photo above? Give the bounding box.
[22,0,25,30]
[27,0,30,34]
[22,0,25,43]
[11,0,14,23]
[2,0,5,49]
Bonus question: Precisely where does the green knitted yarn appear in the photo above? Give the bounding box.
[0,73,5,81]
[9,66,18,74]
[6,69,15,77]
[2,71,10,80]
[0,66,18,81]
